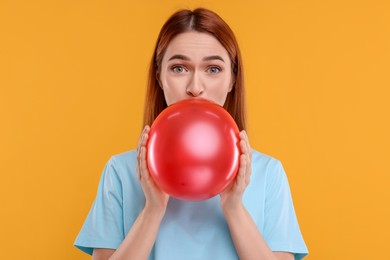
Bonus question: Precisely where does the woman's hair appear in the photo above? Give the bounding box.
[143,8,246,130]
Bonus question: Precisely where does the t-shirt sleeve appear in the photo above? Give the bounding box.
[263,160,308,260]
[74,157,125,255]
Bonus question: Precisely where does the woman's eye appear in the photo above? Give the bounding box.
[171,66,186,73]
[207,66,221,74]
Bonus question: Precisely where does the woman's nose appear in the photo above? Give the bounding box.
[186,73,204,97]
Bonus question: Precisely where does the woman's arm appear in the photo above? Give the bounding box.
[221,131,293,260]
[93,126,169,260]
[92,249,115,260]
[93,207,165,260]
[222,202,293,260]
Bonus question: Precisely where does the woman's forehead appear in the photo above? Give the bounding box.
[163,32,230,61]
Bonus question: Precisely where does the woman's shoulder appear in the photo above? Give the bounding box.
[107,149,283,169]
[251,149,290,191]
[101,150,137,177]
[250,149,288,185]
[105,149,284,178]
[251,149,283,169]
[109,149,137,163]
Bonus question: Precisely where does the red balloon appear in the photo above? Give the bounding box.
[147,98,240,201]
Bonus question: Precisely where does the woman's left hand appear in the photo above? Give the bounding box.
[220,130,252,212]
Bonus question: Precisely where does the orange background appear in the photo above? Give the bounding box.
[1,0,389,259]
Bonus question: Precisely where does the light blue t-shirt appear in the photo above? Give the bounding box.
[74,150,308,259]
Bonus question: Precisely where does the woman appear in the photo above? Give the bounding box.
[75,8,308,260]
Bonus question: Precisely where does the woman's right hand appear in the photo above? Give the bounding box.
[136,125,169,217]
[93,127,169,259]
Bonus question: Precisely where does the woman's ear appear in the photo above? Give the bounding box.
[229,64,237,92]
[156,73,163,89]
[228,77,235,92]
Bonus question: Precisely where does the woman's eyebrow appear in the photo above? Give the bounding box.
[168,54,225,62]
[168,54,190,61]
[202,55,225,62]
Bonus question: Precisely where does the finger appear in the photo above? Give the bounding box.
[140,146,150,182]
[244,131,252,158]
[237,153,247,188]
[137,126,150,151]
[136,152,142,180]
[137,126,150,169]
[140,127,150,147]
[243,132,252,184]
[239,137,250,157]
[240,131,252,158]
[239,133,252,185]
[240,132,252,180]
[245,160,252,186]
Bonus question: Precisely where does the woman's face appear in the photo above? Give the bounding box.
[159,32,234,106]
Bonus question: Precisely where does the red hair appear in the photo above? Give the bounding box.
[143,8,246,130]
